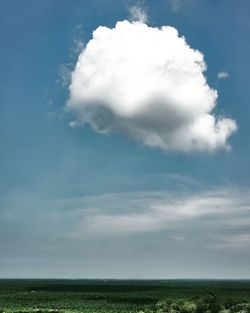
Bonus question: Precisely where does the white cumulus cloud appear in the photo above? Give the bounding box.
[67,20,237,153]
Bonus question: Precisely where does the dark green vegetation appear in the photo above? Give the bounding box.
[0,279,249,313]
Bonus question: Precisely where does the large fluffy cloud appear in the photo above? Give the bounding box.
[67,20,237,152]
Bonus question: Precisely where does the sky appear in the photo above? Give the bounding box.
[0,0,250,279]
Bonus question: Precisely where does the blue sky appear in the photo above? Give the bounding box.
[0,0,250,278]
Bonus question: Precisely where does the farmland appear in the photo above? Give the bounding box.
[0,279,249,313]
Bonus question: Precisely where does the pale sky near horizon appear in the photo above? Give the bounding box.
[1,0,250,279]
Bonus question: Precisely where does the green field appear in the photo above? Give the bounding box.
[0,279,249,313]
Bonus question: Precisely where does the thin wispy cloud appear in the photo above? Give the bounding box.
[83,190,246,232]
[217,71,229,80]
[65,187,250,251]
[168,0,183,12]
[129,5,148,23]
[211,234,250,250]
[1,184,250,277]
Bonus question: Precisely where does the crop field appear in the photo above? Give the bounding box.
[0,279,249,313]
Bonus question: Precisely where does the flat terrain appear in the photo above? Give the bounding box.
[0,279,249,313]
